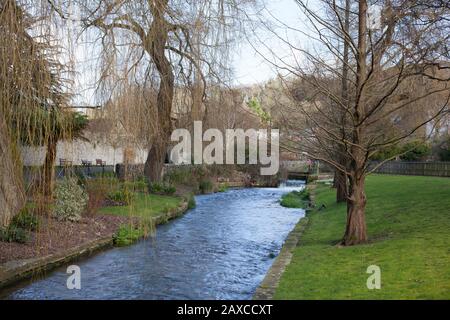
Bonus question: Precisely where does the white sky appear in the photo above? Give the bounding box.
[62,0,309,105]
[232,0,305,86]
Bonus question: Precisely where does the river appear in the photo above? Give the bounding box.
[4,182,305,300]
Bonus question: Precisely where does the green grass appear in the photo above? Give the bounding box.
[100,193,183,220]
[187,193,196,209]
[218,184,229,193]
[280,189,310,208]
[113,224,144,246]
[102,193,185,246]
[274,175,450,299]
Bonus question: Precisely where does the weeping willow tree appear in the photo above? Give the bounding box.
[19,109,88,200]
[45,0,260,181]
[0,0,73,225]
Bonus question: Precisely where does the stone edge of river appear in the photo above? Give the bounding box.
[0,199,189,292]
[253,184,316,300]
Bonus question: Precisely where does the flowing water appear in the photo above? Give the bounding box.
[3,182,305,300]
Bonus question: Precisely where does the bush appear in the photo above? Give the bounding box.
[90,174,121,188]
[113,224,143,246]
[11,207,39,231]
[280,189,310,208]
[74,170,87,187]
[198,180,213,194]
[148,182,176,195]
[106,188,135,205]
[218,183,229,192]
[371,140,431,161]
[307,175,318,183]
[53,177,88,222]
[0,226,29,243]
[164,184,176,195]
[164,167,192,185]
[187,193,196,209]
[123,180,148,193]
[85,179,109,216]
[148,182,163,194]
[85,176,122,214]
[400,140,431,161]
[434,135,450,161]
[371,144,401,161]
[164,165,216,188]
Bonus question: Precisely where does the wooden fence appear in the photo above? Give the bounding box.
[370,161,450,177]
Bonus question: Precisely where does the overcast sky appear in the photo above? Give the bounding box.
[232,0,304,86]
[64,0,308,105]
[61,0,385,104]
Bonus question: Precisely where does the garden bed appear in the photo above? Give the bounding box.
[0,192,189,290]
[0,215,126,264]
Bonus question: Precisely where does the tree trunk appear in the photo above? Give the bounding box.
[0,116,25,227]
[340,0,369,246]
[335,0,350,204]
[191,77,203,122]
[42,137,57,199]
[144,3,174,182]
[144,140,166,181]
[342,174,367,245]
[190,32,203,122]
[335,169,348,203]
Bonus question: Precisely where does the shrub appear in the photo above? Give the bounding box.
[187,193,196,209]
[148,182,163,194]
[85,175,122,214]
[218,184,229,193]
[11,207,39,231]
[85,179,111,216]
[106,188,135,205]
[74,170,87,187]
[280,189,310,208]
[0,226,29,243]
[148,182,176,195]
[307,175,318,183]
[433,135,450,161]
[113,224,143,246]
[400,140,431,161]
[371,144,401,161]
[371,140,431,162]
[164,167,192,185]
[163,184,176,195]
[53,177,88,222]
[90,174,120,188]
[124,180,148,193]
[198,180,213,194]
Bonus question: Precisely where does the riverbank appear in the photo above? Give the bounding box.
[0,192,188,290]
[5,185,303,299]
[273,175,450,299]
[0,164,269,291]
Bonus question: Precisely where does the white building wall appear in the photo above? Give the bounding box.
[21,140,148,166]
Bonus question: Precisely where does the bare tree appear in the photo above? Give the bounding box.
[334,0,351,203]
[0,0,70,225]
[264,0,450,245]
[47,0,257,181]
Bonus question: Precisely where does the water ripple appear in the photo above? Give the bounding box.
[5,182,305,300]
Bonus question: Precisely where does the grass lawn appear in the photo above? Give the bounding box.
[274,175,450,299]
[99,193,184,220]
[280,189,309,208]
